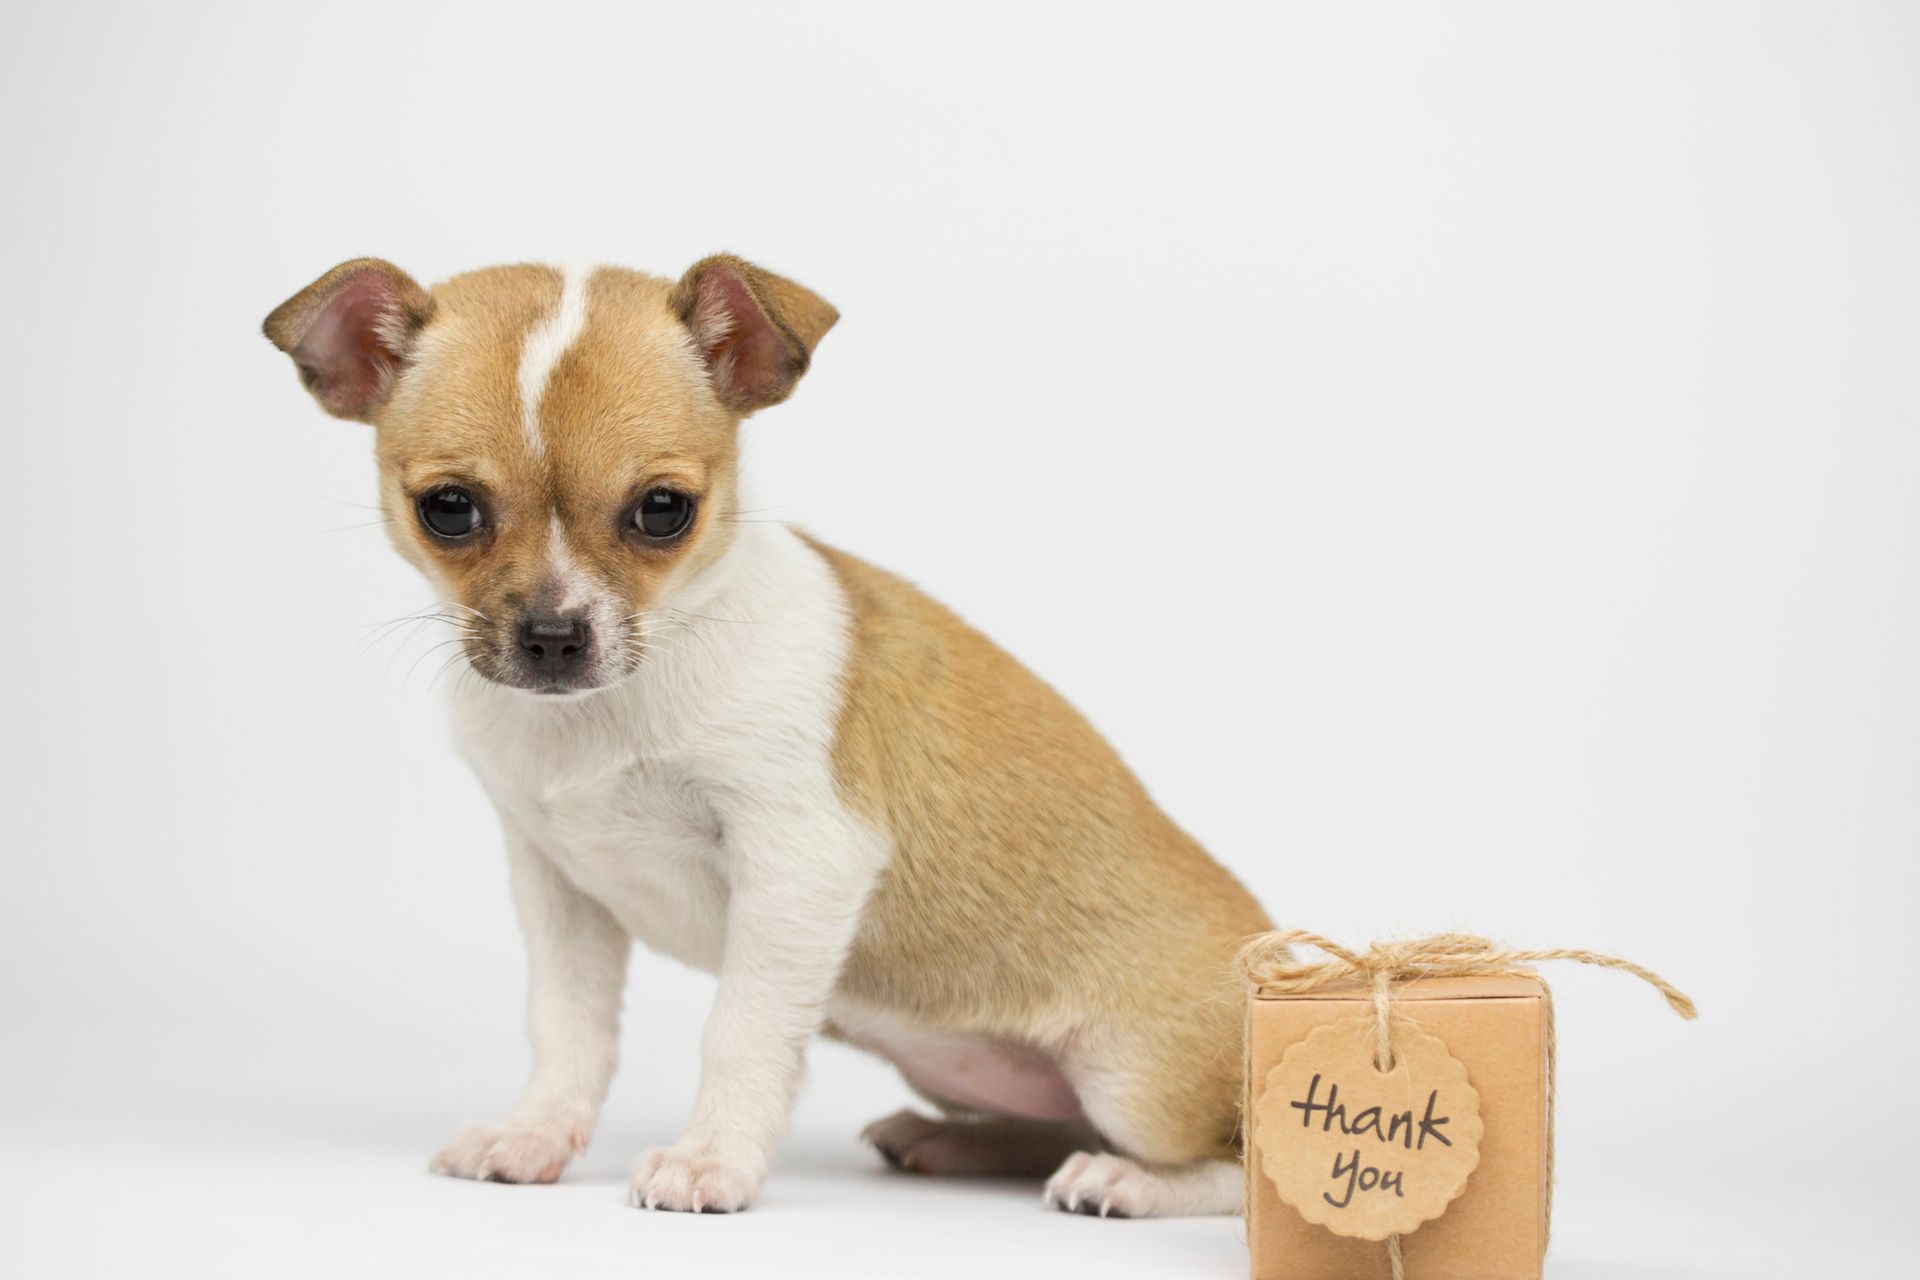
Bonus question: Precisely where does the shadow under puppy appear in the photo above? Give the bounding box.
[262,256,1272,1216]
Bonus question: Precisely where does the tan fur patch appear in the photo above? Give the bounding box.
[813,540,1273,1163]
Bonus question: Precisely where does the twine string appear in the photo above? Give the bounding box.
[1236,931,1696,1280]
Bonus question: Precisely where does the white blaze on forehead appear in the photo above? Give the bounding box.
[516,264,595,456]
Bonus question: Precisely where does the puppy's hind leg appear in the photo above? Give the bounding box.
[1044,1006,1249,1218]
[862,1109,1093,1178]
[1043,1152,1243,1218]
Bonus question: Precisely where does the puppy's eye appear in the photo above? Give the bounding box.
[418,487,482,539]
[633,488,695,540]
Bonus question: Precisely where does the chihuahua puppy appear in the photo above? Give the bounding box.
[264,257,1271,1217]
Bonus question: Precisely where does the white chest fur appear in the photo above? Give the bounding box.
[445,524,883,974]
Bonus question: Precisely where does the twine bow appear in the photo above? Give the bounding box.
[1236,930,1697,1280]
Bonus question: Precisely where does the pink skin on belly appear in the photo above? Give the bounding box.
[878,1032,1085,1124]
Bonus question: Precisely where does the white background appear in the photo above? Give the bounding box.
[2,2,1914,1276]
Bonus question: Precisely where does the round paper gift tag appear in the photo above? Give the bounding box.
[1257,1016,1484,1239]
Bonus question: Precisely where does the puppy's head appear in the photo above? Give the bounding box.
[264,256,836,695]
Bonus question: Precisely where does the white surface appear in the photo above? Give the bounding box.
[1,1,1915,1275]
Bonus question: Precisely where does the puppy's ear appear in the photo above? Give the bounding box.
[263,259,433,422]
[671,255,838,413]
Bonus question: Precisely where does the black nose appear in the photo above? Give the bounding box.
[517,616,592,674]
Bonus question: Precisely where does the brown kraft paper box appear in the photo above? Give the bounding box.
[1244,975,1548,1280]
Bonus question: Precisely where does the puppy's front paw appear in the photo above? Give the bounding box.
[429,1122,575,1185]
[629,1145,760,1213]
